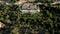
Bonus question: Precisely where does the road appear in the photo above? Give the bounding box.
[0,1,10,5]
[0,0,60,5]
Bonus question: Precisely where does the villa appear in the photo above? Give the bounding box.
[20,2,40,13]
[17,0,40,13]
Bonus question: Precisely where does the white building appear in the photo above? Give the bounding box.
[0,22,5,28]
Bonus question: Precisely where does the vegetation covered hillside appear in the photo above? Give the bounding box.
[0,0,60,34]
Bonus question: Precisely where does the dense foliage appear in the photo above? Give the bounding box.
[0,0,60,34]
[35,0,57,3]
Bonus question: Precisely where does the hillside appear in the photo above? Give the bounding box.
[0,0,60,34]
